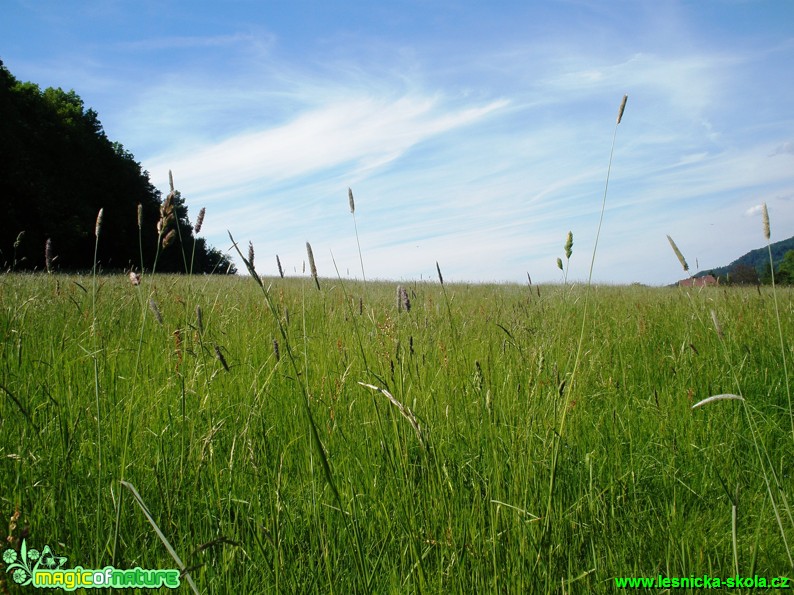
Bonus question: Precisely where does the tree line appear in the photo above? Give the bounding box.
[0,59,235,274]
[726,251,794,286]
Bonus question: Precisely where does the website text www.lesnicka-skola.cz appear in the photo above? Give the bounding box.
[615,574,791,589]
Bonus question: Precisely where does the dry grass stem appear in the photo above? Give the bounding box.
[358,382,424,446]
[692,394,745,409]
[711,309,724,340]
[227,232,262,288]
[119,481,199,594]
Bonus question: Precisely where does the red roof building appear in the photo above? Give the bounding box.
[678,274,718,287]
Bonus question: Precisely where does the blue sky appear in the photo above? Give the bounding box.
[3,0,793,284]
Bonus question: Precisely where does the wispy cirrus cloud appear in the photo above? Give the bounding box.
[116,32,274,52]
[146,94,509,199]
[135,38,793,285]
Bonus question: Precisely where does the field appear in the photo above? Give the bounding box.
[1,271,792,592]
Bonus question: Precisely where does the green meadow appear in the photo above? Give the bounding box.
[1,270,792,592]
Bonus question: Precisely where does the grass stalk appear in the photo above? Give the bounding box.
[91,208,103,565]
[762,203,793,444]
[545,94,627,538]
[348,188,367,285]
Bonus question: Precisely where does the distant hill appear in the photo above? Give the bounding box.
[694,235,794,278]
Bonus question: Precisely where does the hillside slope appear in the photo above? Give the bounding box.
[695,235,794,278]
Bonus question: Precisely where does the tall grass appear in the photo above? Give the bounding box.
[667,216,794,575]
[1,272,792,591]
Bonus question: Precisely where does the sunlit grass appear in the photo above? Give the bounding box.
[0,273,792,592]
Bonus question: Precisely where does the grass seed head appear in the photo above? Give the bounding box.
[162,229,176,249]
[564,231,573,260]
[158,192,175,236]
[214,344,229,371]
[348,188,355,214]
[228,231,262,287]
[149,298,163,325]
[14,231,25,249]
[666,235,689,272]
[617,94,628,124]
[436,262,444,285]
[397,285,411,312]
[173,329,183,369]
[168,169,174,192]
[556,257,563,271]
[95,208,104,238]
[45,238,53,273]
[248,241,255,270]
[276,254,284,278]
[306,242,320,290]
[762,202,770,240]
[194,207,206,234]
[137,203,143,230]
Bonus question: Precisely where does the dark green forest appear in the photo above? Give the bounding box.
[0,59,234,274]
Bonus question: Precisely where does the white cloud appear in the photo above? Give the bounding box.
[144,94,509,198]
